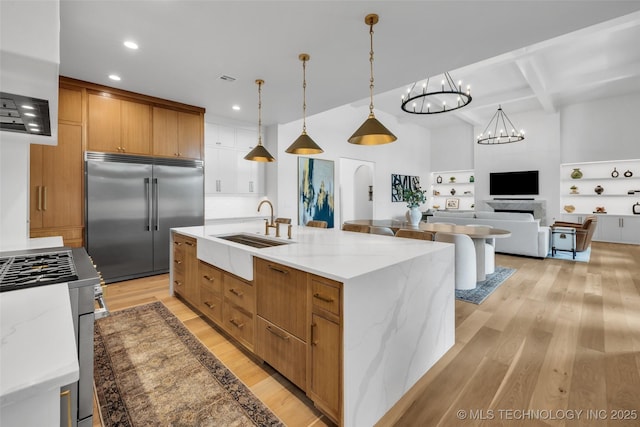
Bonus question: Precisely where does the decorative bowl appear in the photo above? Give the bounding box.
[563,205,576,213]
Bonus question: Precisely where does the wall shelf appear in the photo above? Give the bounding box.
[429,169,475,210]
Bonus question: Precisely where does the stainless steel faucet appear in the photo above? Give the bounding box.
[258,199,277,235]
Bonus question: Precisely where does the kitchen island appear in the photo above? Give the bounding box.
[170,220,455,427]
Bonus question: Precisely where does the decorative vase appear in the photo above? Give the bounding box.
[611,167,619,178]
[563,205,576,213]
[633,202,640,215]
[594,185,604,195]
[624,170,633,177]
[436,175,442,184]
[407,207,422,227]
[570,168,583,179]
[449,177,456,183]
[469,175,475,183]
[450,188,456,195]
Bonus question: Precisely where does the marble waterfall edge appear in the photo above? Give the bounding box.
[342,246,455,427]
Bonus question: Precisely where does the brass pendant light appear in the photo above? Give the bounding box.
[348,13,397,146]
[244,79,276,162]
[286,53,323,154]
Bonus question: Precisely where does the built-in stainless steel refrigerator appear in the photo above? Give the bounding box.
[85,151,204,283]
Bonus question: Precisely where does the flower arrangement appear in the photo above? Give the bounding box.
[398,185,427,208]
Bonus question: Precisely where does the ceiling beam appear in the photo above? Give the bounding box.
[515,57,557,113]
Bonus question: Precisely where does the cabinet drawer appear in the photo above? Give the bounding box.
[255,258,307,340]
[199,261,222,294]
[200,288,222,324]
[311,275,342,317]
[223,303,254,349]
[173,271,186,296]
[255,316,306,390]
[174,233,196,248]
[224,274,254,314]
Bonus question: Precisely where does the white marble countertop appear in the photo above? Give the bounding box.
[173,219,451,282]
[0,283,79,406]
[0,236,63,252]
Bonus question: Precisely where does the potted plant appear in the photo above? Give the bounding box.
[398,185,427,226]
[449,176,456,183]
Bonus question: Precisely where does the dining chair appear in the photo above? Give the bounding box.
[395,229,434,241]
[465,224,495,274]
[435,232,477,290]
[342,223,370,233]
[275,217,291,224]
[306,220,328,228]
[369,226,395,236]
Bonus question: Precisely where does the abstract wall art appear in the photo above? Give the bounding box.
[298,157,335,228]
[391,174,420,203]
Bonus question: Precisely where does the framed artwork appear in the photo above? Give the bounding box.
[445,198,459,209]
[391,174,420,202]
[298,157,335,228]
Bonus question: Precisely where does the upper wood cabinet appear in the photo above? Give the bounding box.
[58,86,82,123]
[87,93,151,155]
[152,107,202,160]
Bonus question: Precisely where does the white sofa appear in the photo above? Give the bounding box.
[427,211,550,258]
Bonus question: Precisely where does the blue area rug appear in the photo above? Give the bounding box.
[547,246,591,263]
[455,266,516,305]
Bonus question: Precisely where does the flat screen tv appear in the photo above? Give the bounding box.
[490,170,539,196]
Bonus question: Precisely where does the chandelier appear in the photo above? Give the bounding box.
[348,13,397,146]
[286,53,323,154]
[476,105,525,145]
[401,72,471,114]
[244,79,276,162]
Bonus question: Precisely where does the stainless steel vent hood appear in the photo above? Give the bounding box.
[0,92,52,136]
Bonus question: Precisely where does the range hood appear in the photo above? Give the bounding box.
[1,92,52,136]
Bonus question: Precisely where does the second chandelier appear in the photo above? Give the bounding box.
[401,72,471,115]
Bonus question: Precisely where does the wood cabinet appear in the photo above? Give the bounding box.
[87,92,151,155]
[198,261,223,323]
[308,274,342,423]
[30,84,84,247]
[152,107,202,159]
[172,234,198,305]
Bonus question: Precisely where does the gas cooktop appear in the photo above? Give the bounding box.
[0,249,78,292]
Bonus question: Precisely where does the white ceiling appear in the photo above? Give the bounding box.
[58,1,640,130]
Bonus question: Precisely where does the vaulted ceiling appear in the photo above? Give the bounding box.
[59,1,640,129]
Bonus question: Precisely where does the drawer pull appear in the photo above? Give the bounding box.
[266,325,289,341]
[313,293,334,303]
[174,260,182,265]
[311,322,318,346]
[229,288,244,297]
[60,389,72,427]
[268,265,289,275]
[174,241,182,246]
[204,301,215,309]
[174,280,182,286]
[203,275,215,282]
[229,318,245,329]
[184,241,195,247]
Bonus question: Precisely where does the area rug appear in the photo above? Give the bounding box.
[94,301,284,427]
[455,266,516,305]
[547,246,591,262]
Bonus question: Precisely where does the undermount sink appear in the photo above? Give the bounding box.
[214,233,291,249]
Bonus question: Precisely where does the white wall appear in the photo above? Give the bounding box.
[274,105,431,225]
[561,92,640,162]
[430,125,475,171]
[339,158,375,222]
[0,141,29,247]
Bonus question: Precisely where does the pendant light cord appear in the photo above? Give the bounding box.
[302,57,308,133]
[257,80,263,146]
[368,19,375,116]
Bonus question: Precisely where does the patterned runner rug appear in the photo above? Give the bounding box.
[455,266,516,304]
[94,301,284,426]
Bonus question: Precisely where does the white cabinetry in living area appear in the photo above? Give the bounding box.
[204,123,264,195]
[559,159,640,245]
[429,169,475,211]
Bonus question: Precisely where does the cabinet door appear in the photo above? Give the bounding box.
[593,216,620,243]
[255,259,307,340]
[88,93,121,152]
[58,86,82,123]
[152,106,179,157]
[207,124,236,148]
[29,145,44,229]
[213,148,238,194]
[620,216,640,244]
[121,100,151,154]
[178,111,202,159]
[41,123,83,229]
[310,314,341,422]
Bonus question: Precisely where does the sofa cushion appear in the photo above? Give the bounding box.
[475,211,535,221]
[433,211,475,218]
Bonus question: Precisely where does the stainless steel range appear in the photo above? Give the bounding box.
[0,246,104,427]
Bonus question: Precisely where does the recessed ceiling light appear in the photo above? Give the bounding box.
[109,74,121,81]
[22,105,34,110]
[124,40,139,50]
[232,105,241,111]
[28,123,39,127]
[24,112,36,117]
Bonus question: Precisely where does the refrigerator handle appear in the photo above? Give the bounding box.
[145,178,151,231]
[154,178,159,231]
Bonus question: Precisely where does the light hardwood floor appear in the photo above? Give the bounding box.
[94,242,640,427]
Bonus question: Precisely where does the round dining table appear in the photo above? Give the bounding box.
[418,223,511,282]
